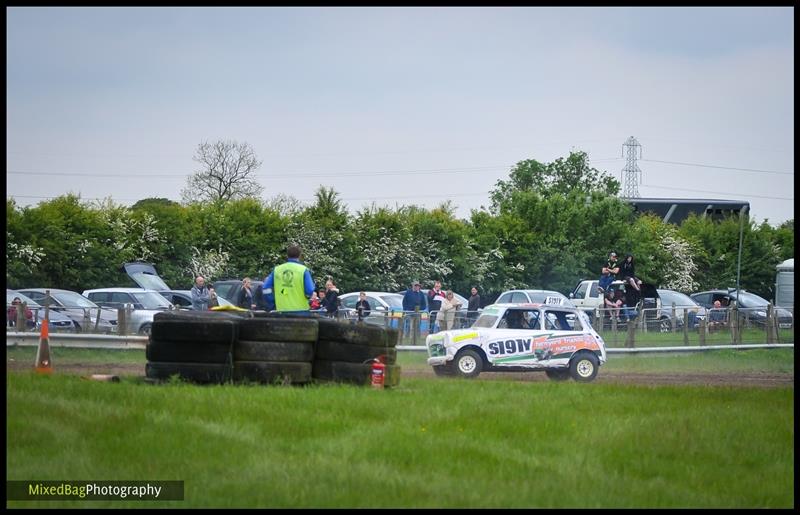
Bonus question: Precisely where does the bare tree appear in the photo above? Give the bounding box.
[181,140,264,204]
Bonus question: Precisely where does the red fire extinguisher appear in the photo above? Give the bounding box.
[371,356,386,389]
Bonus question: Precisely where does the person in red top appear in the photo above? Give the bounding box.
[7,297,33,328]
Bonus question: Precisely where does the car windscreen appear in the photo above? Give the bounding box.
[734,291,770,307]
[658,290,697,307]
[52,291,99,308]
[472,314,498,328]
[130,292,173,309]
[7,291,41,307]
[379,294,404,310]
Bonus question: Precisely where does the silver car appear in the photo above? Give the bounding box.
[82,287,174,336]
[6,289,76,333]
[18,288,118,333]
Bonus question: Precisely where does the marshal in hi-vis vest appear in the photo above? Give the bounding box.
[273,261,310,311]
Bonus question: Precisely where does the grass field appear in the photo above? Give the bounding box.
[6,347,795,508]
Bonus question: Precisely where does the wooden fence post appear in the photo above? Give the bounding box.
[683,310,689,346]
[699,317,706,346]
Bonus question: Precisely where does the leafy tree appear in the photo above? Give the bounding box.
[181,140,264,204]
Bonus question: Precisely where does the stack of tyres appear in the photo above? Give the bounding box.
[145,311,244,384]
[313,318,401,387]
[234,316,318,384]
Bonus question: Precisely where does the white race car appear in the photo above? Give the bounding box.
[426,302,607,382]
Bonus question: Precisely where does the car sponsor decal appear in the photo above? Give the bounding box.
[488,334,600,364]
[453,331,479,343]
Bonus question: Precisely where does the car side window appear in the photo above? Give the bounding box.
[497,293,512,304]
[172,295,192,308]
[511,292,528,304]
[574,282,588,298]
[544,310,576,330]
[23,292,46,302]
[692,293,711,307]
[366,296,382,310]
[88,292,109,305]
[340,296,357,309]
[589,282,599,297]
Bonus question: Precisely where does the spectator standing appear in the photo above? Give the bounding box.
[309,291,321,310]
[263,244,316,312]
[238,277,256,309]
[467,287,481,323]
[620,254,642,292]
[253,277,268,310]
[7,297,32,328]
[427,280,446,332]
[322,278,340,318]
[599,251,619,292]
[355,292,371,322]
[402,280,428,336]
[208,287,219,308]
[439,290,462,331]
[191,276,211,311]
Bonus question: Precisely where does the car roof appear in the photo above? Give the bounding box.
[340,291,401,297]
[83,287,163,293]
[489,302,577,311]
[17,288,78,294]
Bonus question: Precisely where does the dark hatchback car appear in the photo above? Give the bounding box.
[212,279,268,310]
[690,289,793,329]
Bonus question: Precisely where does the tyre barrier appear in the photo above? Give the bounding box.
[145,362,231,384]
[315,339,397,365]
[312,360,401,386]
[233,361,313,384]
[145,312,401,387]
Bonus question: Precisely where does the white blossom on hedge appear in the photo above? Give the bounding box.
[186,246,230,281]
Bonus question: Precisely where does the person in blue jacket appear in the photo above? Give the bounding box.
[402,280,428,336]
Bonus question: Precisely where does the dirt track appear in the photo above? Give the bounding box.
[6,360,793,388]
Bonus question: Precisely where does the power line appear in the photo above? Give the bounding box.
[641,159,792,175]
[641,183,793,201]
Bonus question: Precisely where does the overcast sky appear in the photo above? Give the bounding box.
[6,6,794,225]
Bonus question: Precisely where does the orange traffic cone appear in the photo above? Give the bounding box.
[35,318,53,374]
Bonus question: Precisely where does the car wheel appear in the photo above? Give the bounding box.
[545,369,570,381]
[139,323,152,336]
[659,317,672,333]
[569,352,599,382]
[454,349,483,379]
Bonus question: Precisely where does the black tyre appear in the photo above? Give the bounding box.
[147,338,232,364]
[545,368,571,381]
[139,323,153,336]
[316,318,394,347]
[238,318,318,343]
[453,349,483,379]
[151,319,237,344]
[154,310,248,322]
[314,340,397,365]
[658,317,672,333]
[311,360,401,387]
[569,352,599,382]
[145,362,231,384]
[233,361,312,384]
[234,340,314,362]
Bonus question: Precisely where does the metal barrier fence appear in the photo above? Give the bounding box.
[587,304,794,348]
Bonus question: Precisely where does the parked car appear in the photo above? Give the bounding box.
[6,289,76,332]
[211,279,268,310]
[497,289,575,308]
[426,303,606,381]
[159,289,235,310]
[82,287,174,335]
[656,289,707,331]
[690,289,793,329]
[17,288,118,333]
[338,292,405,325]
[569,279,662,329]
